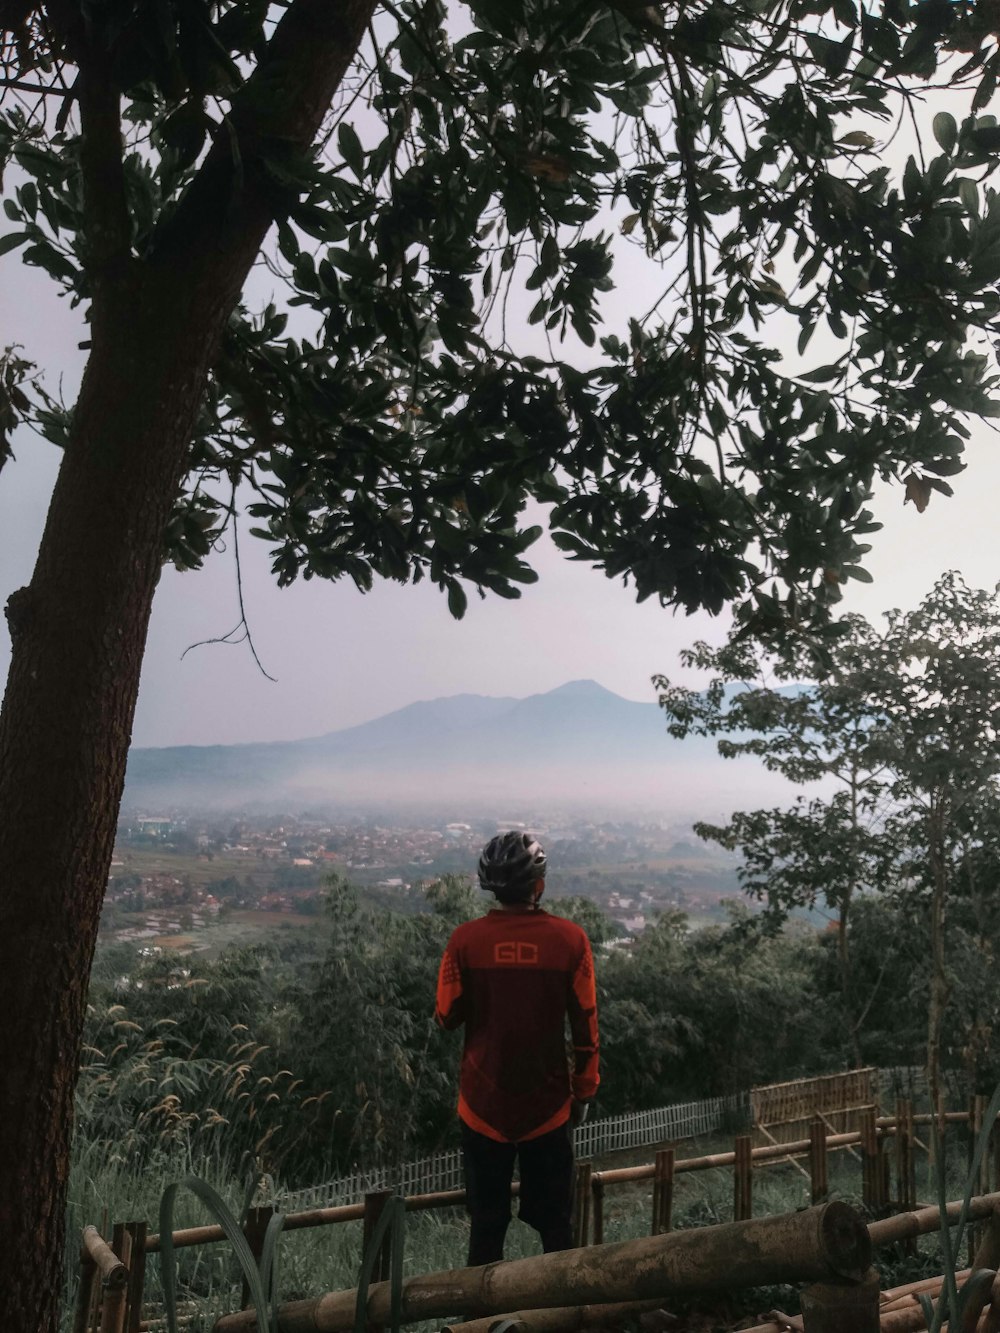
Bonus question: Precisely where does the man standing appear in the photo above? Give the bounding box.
[435,831,600,1265]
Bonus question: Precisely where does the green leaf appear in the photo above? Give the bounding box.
[0,231,29,257]
[338,123,365,180]
[959,178,980,217]
[446,580,468,619]
[799,363,842,383]
[932,111,957,155]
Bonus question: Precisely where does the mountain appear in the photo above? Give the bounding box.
[123,679,790,816]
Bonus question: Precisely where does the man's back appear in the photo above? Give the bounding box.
[436,906,599,1143]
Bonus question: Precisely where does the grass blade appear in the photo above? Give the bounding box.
[159,1175,271,1333]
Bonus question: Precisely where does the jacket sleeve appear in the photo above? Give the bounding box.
[568,934,600,1101]
[435,937,465,1030]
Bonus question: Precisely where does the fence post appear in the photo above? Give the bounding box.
[591,1176,604,1246]
[976,1093,992,1258]
[241,1205,276,1310]
[72,1249,99,1333]
[809,1119,828,1204]
[734,1134,752,1222]
[800,1267,881,1332]
[652,1148,675,1236]
[860,1108,879,1212]
[361,1191,395,1333]
[124,1221,147,1333]
[572,1163,592,1248]
[100,1227,131,1333]
[895,1097,917,1242]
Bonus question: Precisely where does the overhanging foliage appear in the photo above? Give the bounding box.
[4,0,1000,636]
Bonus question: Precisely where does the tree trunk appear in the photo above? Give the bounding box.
[838,773,862,1068]
[926,798,950,1121]
[0,282,235,1331]
[0,1,377,1323]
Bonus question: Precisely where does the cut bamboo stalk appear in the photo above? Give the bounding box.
[83,1227,129,1289]
[212,1202,872,1333]
[438,1296,666,1333]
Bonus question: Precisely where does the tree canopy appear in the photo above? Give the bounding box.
[5,0,1000,632]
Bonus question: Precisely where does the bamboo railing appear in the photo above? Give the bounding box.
[74,1096,1000,1333]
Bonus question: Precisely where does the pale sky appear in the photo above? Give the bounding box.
[3,84,1000,750]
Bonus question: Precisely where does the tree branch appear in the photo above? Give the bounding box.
[76,64,132,301]
[149,0,380,284]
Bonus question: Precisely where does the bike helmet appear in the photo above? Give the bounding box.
[478,832,547,903]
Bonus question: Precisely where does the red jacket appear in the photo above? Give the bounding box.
[435,906,600,1143]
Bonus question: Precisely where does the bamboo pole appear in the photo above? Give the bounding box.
[72,1252,99,1333]
[735,1135,753,1222]
[810,1121,828,1205]
[757,1122,812,1181]
[125,1222,148,1333]
[862,1110,878,1212]
[878,1306,934,1332]
[96,1228,131,1333]
[879,1269,972,1312]
[439,1297,666,1333]
[869,1193,1000,1248]
[212,1201,872,1333]
[572,1164,591,1249]
[978,1273,1000,1333]
[83,1226,129,1289]
[974,1210,1000,1272]
[590,1126,880,1191]
[651,1149,674,1236]
[590,1178,604,1247]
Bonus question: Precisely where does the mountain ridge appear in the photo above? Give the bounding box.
[123,679,787,815]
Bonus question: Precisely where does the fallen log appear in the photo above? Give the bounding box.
[213,1202,871,1333]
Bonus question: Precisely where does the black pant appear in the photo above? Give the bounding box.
[461,1120,575,1266]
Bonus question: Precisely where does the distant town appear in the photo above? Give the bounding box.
[102,807,744,953]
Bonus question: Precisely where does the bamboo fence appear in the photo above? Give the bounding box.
[73,1094,1000,1333]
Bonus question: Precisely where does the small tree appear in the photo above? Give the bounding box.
[655,624,898,1065]
[657,574,1000,1097]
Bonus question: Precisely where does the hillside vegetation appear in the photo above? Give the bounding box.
[79,873,998,1192]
